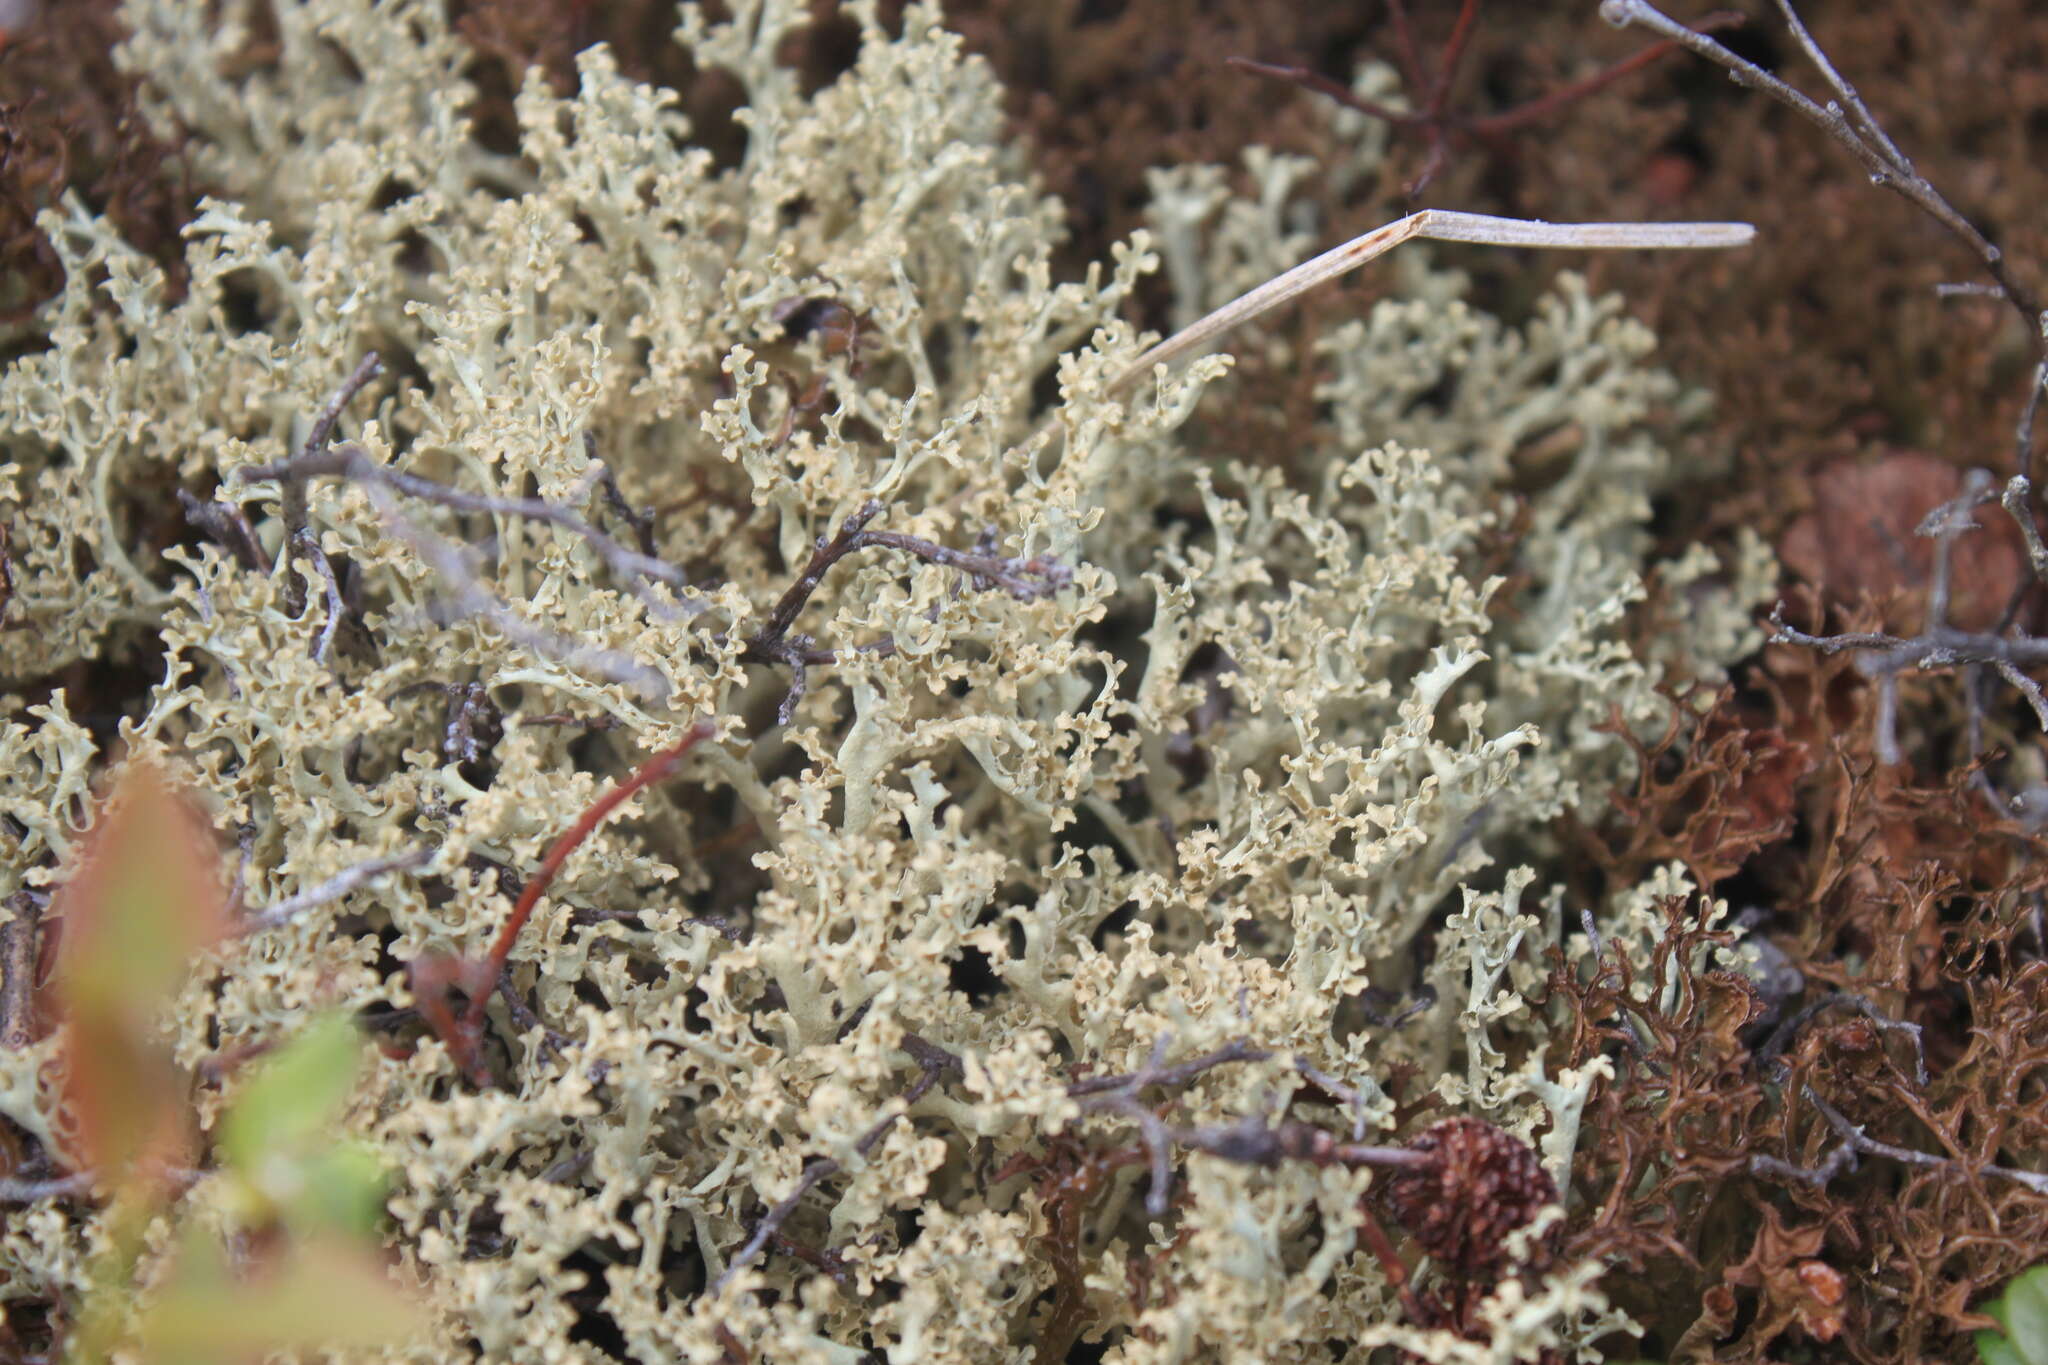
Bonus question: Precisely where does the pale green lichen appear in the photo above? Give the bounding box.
[0,1,1774,1360]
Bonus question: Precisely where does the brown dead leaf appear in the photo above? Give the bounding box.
[1777,450,2025,631]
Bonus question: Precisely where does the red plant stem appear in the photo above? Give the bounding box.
[1355,1200,1430,1328]
[1424,0,1482,119]
[460,719,714,1037]
[1471,12,1748,137]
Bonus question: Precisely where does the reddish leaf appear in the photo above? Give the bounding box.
[51,763,226,1180]
[1777,451,2025,631]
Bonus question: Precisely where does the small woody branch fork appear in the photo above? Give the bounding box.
[1599,0,2048,479]
[738,500,1073,725]
[1229,3,1747,197]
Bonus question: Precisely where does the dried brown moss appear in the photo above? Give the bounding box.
[1550,625,2048,1363]
[0,0,196,325]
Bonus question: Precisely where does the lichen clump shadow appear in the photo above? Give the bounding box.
[0,1,1770,1360]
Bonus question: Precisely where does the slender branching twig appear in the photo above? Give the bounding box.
[234,363,699,699]
[1063,1037,1436,1216]
[278,353,384,615]
[1750,1085,2048,1196]
[515,712,621,731]
[582,432,657,558]
[1767,467,2048,766]
[714,1035,963,1292]
[496,963,571,1060]
[369,467,673,699]
[1292,1057,1379,1142]
[177,488,266,572]
[1752,991,1928,1087]
[0,1173,96,1204]
[236,846,435,935]
[239,441,695,613]
[1599,0,2048,478]
[292,526,344,664]
[0,889,43,1050]
[1067,1036,1272,1099]
[0,1166,207,1206]
[1231,3,1743,196]
[738,500,1072,725]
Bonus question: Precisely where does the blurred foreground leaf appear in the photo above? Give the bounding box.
[137,1224,433,1365]
[1980,1265,2048,1365]
[220,1011,387,1235]
[51,762,225,1181]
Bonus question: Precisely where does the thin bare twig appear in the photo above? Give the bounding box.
[1751,1085,2048,1195]
[1770,473,2048,763]
[238,442,696,614]
[739,500,1072,725]
[292,526,344,664]
[231,366,696,700]
[516,712,621,731]
[1113,1106,1441,1218]
[1292,1058,1377,1142]
[1067,1036,1273,1098]
[280,353,384,614]
[0,1173,94,1204]
[1599,0,2048,479]
[237,846,434,934]
[1920,471,1998,625]
[370,473,672,699]
[1066,1036,1277,1216]
[582,433,657,557]
[1229,7,1743,195]
[1753,992,1928,1087]
[496,963,571,1060]
[2020,362,2048,486]
[1,890,42,1050]
[0,1166,206,1205]
[1165,1111,1432,1175]
[303,354,387,472]
[177,489,266,572]
[713,1036,962,1292]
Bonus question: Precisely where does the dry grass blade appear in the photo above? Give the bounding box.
[1109,209,1756,393]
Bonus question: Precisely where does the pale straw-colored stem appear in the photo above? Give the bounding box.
[1109,209,1754,395]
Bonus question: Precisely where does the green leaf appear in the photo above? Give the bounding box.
[217,1012,390,1234]
[290,1139,391,1237]
[218,1012,364,1177]
[1979,1266,2048,1365]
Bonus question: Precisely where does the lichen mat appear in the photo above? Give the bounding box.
[0,2,1777,1361]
